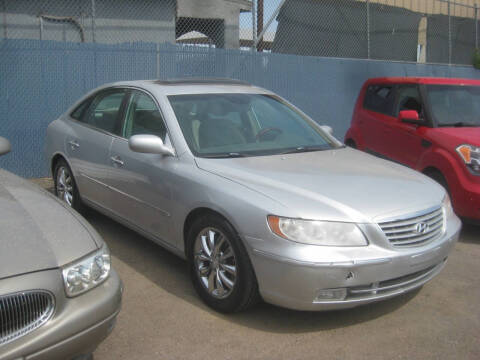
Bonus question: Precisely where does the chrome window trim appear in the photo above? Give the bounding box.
[66,85,178,158]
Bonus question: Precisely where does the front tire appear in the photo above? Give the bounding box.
[187,214,259,313]
[425,169,450,196]
[54,159,83,212]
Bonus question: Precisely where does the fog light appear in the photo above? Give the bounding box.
[315,288,347,302]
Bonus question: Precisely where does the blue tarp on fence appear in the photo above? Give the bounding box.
[1,39,479,177]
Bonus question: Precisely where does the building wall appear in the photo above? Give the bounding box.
[357,0,477,18]
[1,0,176,44]
[177,0,251,48]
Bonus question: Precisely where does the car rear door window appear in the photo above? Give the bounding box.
[70,99,91,120]
[123,90,167,141]
[79,89,127,135]
[363,85,395,116]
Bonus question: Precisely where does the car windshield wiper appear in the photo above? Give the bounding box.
[202,152,248,158]
[279,145,329,155]
[438,122,475,127]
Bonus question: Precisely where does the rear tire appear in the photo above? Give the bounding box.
[345,139,357,148]
[186,214,259,313]
[53,159,84,212]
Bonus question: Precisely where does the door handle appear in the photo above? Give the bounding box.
[110,156,124,166]
[68,140,80,149]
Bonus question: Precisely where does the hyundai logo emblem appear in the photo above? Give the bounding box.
[415,222,429,234]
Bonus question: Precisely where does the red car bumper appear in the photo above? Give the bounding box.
[450,173,480,222]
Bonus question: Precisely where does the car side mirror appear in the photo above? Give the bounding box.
[320,125,333,136]
[128,135,175,156]
[399,110,421,124]
[0,137,11,156]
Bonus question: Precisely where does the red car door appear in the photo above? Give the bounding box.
[360,84,397,155]
[380,84,426,168]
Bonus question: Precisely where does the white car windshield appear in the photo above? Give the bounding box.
[168,93,340,158]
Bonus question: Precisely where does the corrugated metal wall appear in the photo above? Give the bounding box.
[1,39,479,177]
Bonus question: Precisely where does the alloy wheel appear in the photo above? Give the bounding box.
[193,227,237,299]
[56,166,74,206]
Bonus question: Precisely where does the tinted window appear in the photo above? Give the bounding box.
[426,85,480,127]
[168,93,339,157]
[363,85,395,115]
[71,99,91,120]
[396,85,423,116]
[123,91,167,140]
[81,90,127,134]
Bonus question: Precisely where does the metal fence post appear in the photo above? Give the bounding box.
[2,0,7,39]
[255,0,286,49]
[257,0,263,51]
[251,0,257,51]
[91,0,96,43]
[475,3,478,49]
[366,0,371,59]
[156,43,160,79]
[448,0,452,64]
[39,16,43,40]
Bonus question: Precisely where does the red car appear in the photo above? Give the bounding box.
[345,77,480,223]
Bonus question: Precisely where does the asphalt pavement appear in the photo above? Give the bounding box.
[32,179,480,360]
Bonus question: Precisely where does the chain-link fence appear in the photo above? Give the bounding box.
[257,0,479,65]
[0,0,478,65]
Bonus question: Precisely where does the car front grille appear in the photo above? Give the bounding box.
[347,261,445,299]
[378,207,444,247]
[0,291,55,346]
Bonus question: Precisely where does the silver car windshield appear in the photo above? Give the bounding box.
[168,94,339,158]
[426,85,480,127]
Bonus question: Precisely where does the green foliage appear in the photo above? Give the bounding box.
[473,48,480,69]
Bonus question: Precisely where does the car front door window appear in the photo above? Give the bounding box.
[395,86,423,118]
[123,91,167,141]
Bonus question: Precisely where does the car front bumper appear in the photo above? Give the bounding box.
[247,215,461,311]
[0,269,123,360]
[454,180,480,222]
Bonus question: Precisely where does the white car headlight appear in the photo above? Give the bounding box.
[267,216,368,246]
[62,245,111,297]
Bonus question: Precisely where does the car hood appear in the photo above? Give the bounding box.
[195,148,445,223]
[428,127,480,146]
[0,169,101,280]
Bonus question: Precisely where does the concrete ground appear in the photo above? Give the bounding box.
[31,179,480,360]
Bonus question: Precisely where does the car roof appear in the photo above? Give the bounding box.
[104,78,271,96]
[365,77,480,86]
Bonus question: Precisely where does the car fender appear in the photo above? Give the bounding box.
[344,126,365,149]
[170,170,290,256]
[416,146,466,210]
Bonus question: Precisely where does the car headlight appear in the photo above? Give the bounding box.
[456,144,480,175]
[62,245,111,297]
[267,216,368,246]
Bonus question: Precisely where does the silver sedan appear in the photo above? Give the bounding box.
[46,79,461,312]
